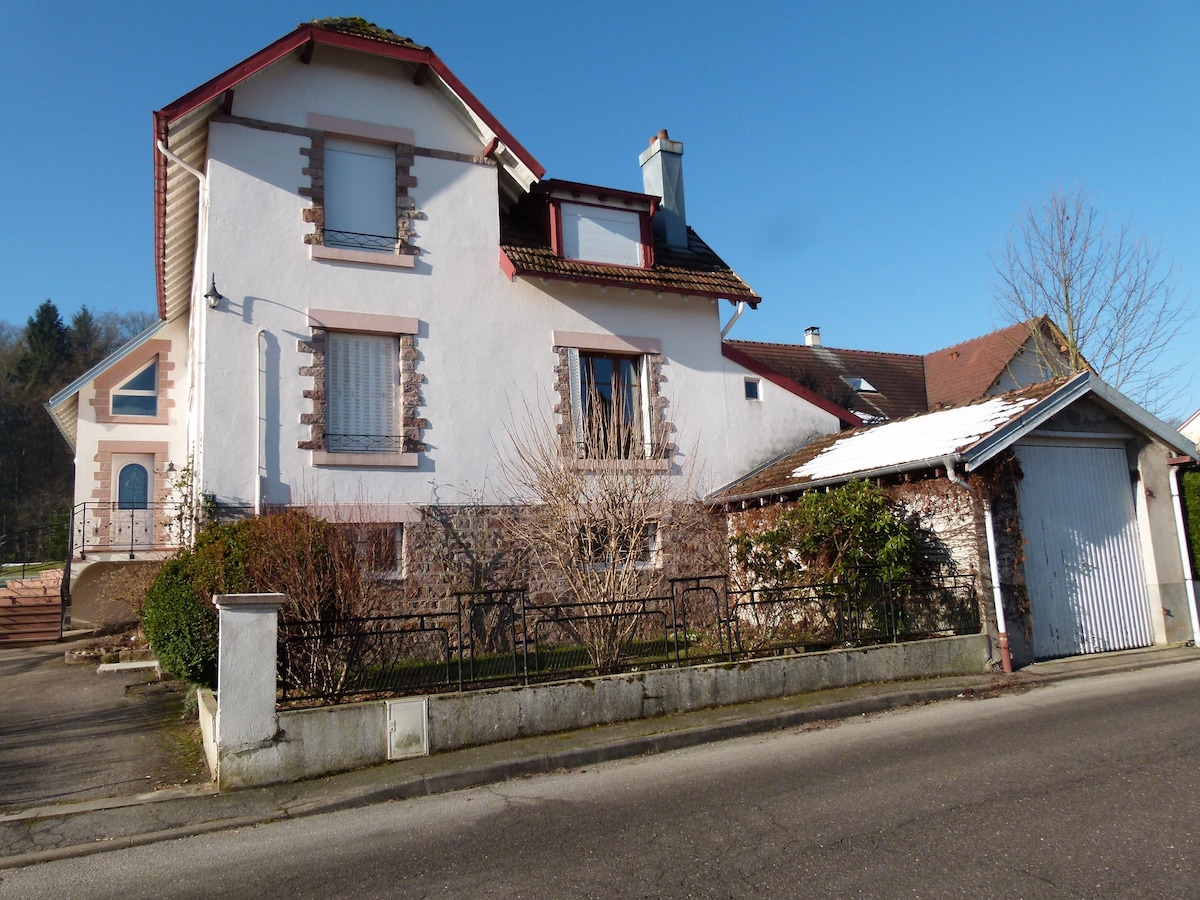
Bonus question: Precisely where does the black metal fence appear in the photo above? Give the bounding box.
[277,574,981,704]
[0,521,69,582]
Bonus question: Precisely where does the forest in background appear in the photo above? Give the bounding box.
[0,301,155,558]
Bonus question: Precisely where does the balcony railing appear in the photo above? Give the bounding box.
[70,502,251,559]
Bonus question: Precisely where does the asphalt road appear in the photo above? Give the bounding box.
[5,662,1200,898]
[0,645,204,812]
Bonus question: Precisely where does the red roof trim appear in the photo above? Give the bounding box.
[722,343,860,427]
[154,23,545,314]
[541,179,658,205]
[501,251,760,306]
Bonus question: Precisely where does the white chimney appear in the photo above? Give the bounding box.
[805,326,821,347]
[639,129,687,249]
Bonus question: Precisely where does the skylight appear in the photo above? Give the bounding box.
[842,375,877,392]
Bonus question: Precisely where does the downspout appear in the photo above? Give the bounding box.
[944,456,1013,673]
[255,330,266,515]
[1168,465,1200,645]
[720,301,746,339]
[156,140,210,513]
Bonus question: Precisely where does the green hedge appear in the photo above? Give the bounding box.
[141,522,253,688]
[1182,470,1200,579]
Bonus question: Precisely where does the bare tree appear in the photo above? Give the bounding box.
[499,395,709,669]
[993,185,1190,413]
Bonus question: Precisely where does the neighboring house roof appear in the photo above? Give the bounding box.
[154,18,545,321]
[726,317,1063,422]
[723,339,926,421]
[710,371,1198,504]
[498,187,761,305]
[1179,408,1200,445]
[719,343,862,428]
[44,319,172,450]
[924,318,1057,410]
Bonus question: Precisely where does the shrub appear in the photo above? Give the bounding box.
[1182,469,1200,579]
[141,509,391,691]
[730,479,925,590]
[141,556,220,686]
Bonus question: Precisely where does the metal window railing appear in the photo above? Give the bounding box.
[323,229,400,252]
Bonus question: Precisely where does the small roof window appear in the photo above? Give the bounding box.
[842,375,878,393]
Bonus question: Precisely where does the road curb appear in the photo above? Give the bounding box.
[4,653,1197,870]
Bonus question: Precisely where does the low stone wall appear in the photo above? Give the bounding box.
[214,628,990,789]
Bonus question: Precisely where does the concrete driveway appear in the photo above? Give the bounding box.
[0,642,207,813]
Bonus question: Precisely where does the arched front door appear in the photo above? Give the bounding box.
[112,454,155,550]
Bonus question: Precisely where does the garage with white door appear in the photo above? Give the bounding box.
[1015,440,1155,659]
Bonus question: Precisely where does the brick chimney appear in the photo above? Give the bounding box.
[805,326,821,347]
[639,129,687,249]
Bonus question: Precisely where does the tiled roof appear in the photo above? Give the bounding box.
[923,319,1042,410]
[710,378,1068,502]
[727,318,1053,422]
[499,194,760,304]
[307,17,426,49]
[724,340,928,421]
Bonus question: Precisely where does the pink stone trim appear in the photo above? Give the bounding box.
[306,114,415,146]
[551,331,662,354]
[310,244,417,268]
[310,450,420,468]
[90,339,175,425]
[307,309,418,335]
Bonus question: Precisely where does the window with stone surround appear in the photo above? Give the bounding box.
[552,331,673,466]
[299,310,424,468]
[301,114,420,269]
[90,339,174,425]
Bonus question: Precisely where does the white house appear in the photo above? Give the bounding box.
[46,19,846,612]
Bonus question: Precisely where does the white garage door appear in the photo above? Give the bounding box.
[1015,442,1153,659]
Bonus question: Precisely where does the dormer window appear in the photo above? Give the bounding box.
[544,182,655,270]
[560,203,643,266]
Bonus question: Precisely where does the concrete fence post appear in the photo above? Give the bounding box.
[215,593,285,757]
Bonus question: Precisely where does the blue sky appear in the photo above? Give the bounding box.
[2,2,1197,419]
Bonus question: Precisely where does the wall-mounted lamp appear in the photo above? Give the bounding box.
[204,274,225,309]
[166,461,176,474]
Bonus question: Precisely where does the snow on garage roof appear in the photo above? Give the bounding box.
[792,394,1039,482]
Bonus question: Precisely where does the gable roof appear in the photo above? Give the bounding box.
[726,317,1062,422]
[710,371,1198,504]
[44,318,171,450]
[154,19,544,320]
[924,318,1057,410]
[498,186,762,305]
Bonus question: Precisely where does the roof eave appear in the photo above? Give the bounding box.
[707,454,963,507]
[963,371,1199,469]
[44,396,78,452]
[504,260,761,306]
[155,24,546,314]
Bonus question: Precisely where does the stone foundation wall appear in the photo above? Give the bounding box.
[385,502,728,612]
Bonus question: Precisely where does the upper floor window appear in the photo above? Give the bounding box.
[570,350,650,459]
[324,138,398,251]
[111,360,158,417]
[560,202,643,267]
[326,332,399,453]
